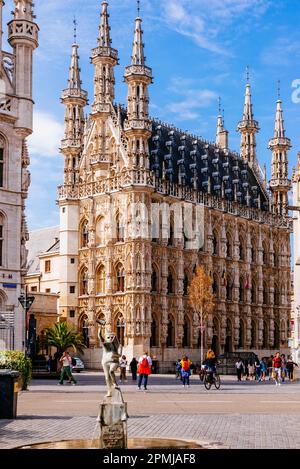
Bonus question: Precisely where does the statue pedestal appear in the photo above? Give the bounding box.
[98,388,128,449]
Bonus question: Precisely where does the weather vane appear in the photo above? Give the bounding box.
[277,79,281,100]
[137,0,141,17]
[218,96,222,115]
[73,16,77,44]
[246,65,250,83]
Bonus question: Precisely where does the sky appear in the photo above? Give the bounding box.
[3,0,300,230]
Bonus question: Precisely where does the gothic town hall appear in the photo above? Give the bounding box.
[56,2,291,369]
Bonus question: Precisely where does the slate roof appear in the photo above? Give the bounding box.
[26,226,60,275]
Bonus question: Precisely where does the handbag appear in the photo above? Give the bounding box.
[272,370,277,378]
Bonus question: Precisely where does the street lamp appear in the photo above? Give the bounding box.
[18,290,35,356]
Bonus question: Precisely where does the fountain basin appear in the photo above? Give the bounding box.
[18,437,206,450]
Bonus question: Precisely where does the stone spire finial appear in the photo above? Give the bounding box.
[237,71,259,163]
[216,98,228,150]
[131,13,145,65]
[274,98,285,139]
[68,42,82,91]
[13,0,34,21]
[98,1,111,47]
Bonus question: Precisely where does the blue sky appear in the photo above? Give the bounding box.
[3,0,300,230]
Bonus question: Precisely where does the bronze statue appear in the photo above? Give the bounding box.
[97,319,122,398]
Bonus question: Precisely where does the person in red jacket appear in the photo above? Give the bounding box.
[272,352,282,386]
[137,352,152,391]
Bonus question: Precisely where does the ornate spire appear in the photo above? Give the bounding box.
[91,1,118,113]
[237,75,259,163]
[13,0,34,21]
[216,98,228,150]
[68,42,82,91]
[0,1,4,53]
[269,97,291,216]
[98,1,111,47]
[131,15,145,65]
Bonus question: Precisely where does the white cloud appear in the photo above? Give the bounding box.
[28,111,64,157]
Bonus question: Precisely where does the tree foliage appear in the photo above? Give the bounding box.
[188,266,215,318]
[45,322,86,356]
[0,351,32,390]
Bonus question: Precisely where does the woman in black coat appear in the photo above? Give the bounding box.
[130,357,138,381]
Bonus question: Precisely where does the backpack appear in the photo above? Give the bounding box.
[182,360,189,372]
[71,357,77,367]
[141,357,149,368]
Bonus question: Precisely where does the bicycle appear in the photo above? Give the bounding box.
[203,369,221,390]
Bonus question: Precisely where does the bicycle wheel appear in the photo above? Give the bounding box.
[199,370,204,382]
[204,375,212,390]
[214,374,221,389]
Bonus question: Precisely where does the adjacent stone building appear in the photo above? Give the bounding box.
[0,0,38,350]
[55,2,291,369]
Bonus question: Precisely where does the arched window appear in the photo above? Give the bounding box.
[81,220,89,248]
[274,322,280,349]
[274,251,279,267]
[150,314,158,347]
[167,314,175,347]
[262,241,268,264]
[0,140,4,188]
[274,286,280,306]
[239,278,244,302]
[167,267,175,295]
[226,276,232,301]
[80,268,88,295]
[251,320,256,348]
[96,265,105,294]
[116,212,124,242]
[262,321,268,349]
[151,265,158,292]
[116,263,125,292]
[0,213,4,267]
[226,234,233,258]
[239,236,245,261]
[263,282,268,305]
[212,273,218,296]
[239,319,245,348]
[251,281,257,304]
[183,315,191,347]
[212,230,218,255]
[183,271,189,296]
[168,214,174,246]
[116,314,125,346]
[251,242,256,263]
[96,217,105,246]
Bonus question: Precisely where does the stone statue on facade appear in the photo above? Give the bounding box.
[97,319,122,398]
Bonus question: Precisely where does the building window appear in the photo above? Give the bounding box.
[166,315,175,347]
[116,315,125,346]
[96,265,106,294]
[150,314,158,347]
[239,278,244,302]
[45,288,51,293]
[212,274,218,296]
[70,258,75,264]
[31,286,37,292]
[45,260,51,273]
[239,237,245,261]
[0,217,3,267]
[226,236,232,258]
[62,207,66,214]
[167,268,174,295]
[70,310,75,318]
[70,286,75,294]
[183,271,189,296]
[0,148,3,188]
[116,212,124,242]
[212,230,218,255]
[151,266,158,292]
[183,315,190,347]
[116,263,125,292]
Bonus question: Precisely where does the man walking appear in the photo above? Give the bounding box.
[137,352,152,391]
[58,351,77,386]
[235,358,244,382]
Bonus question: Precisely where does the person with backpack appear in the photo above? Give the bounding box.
[180,356,192,388]
[58,351,77,386]
[286,355,298,381]
[137,352,152,391]
[130,357,138,381]
[119,355,128,383]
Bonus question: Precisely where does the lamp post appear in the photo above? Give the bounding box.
[18,287,35,356]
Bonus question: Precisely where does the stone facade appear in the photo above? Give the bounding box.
[56,2,291,369]
[0,1,38,350]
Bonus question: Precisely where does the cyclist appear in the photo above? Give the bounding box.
[203,349,217,383]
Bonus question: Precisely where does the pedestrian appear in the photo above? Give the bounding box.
[235,358,244,382]
[260,358,267,381]
[268,355,274,380]
[137,352,152,391]
[175,359,182,380]
[255,360,261,381]
[272,352,282,386]
[47,355,53,373]
[58,351,77,386]
[130,357,138,381]
[180,356,192,388]
[286,355,298,381]
[119,355,128,383]
[244,359,249,380]
[281,354,287,383]
[248,360,255,380]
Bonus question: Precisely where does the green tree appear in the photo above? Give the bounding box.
[45,322,86,356]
